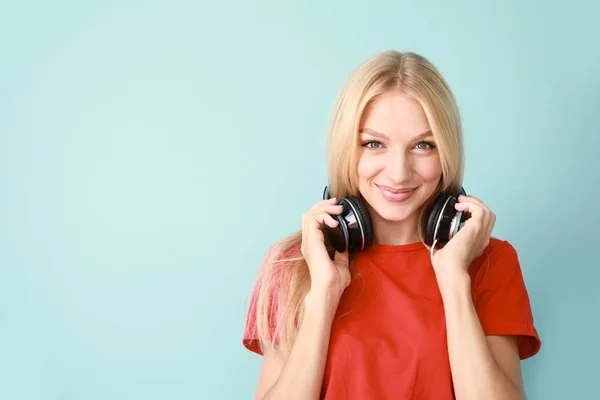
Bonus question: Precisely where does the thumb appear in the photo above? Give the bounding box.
[333,249,349,264]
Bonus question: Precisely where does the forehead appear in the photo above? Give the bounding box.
[360,91,431,138]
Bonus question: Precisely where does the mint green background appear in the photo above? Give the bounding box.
[1,1,597,399]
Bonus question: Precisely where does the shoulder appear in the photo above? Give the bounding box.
[469,236,531,309]
[486,236,518,258]
[247,233,304,302]
[468,237,519,280]
[257,235,303,276]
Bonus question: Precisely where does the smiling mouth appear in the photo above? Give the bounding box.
[376,184,418,202]
[376,185,416,194]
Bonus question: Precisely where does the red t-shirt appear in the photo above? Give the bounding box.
[243,237,541,399]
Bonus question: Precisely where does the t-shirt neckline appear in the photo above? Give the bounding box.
[366,241,427,253]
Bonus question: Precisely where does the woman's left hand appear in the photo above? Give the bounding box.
[431,194,496,284]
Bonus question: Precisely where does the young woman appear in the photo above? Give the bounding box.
[242,50,541,399]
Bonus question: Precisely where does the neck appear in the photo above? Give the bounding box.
[370,211,421,246]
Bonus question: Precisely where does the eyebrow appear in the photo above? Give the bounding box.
[360,128,433,141]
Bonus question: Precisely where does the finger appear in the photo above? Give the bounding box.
[458,195,494,222]
[311,204,343,219]
[312,199,340,212]
[322,197,338,205]
[457,194,491,213]
[458,194,486,207]
[323,213,339,228]
[325,204,344,215]
[454,198,481,214]
[306,209,339,230]
[310,198,338,212]
[462,195,495,224]
[334,249,349,263]
[455,199,495,232]
[454,200,486,223]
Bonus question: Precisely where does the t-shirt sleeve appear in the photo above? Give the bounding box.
[242,279,265,355]
[473,239,542,360]
[242,247,281,356]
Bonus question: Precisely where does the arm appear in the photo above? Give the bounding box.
[255,290,338,400]
[253,198,351,399]
[441,268,526,400]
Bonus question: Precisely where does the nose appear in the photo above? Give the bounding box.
[387,150,412,184]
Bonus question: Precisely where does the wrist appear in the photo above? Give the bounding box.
[304,289,340,320]
[436,268,471,299]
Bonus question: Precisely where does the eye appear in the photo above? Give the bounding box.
[414,141,436,150]
[362,140,383,149]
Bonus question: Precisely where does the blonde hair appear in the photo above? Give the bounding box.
[246,50,465,356]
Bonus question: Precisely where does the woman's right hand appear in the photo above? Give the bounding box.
[300,197,351,302]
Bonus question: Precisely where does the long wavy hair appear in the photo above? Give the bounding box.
[247,50,465,356]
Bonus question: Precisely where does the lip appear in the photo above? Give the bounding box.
[376,184,417,202]
[376,184,416,194]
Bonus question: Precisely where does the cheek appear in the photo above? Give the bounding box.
[416,158,443,182]
[356,154,380,181]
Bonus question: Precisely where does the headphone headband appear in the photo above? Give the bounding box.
[322,186,331,200]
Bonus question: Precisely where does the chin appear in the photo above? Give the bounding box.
[370,202,418,223]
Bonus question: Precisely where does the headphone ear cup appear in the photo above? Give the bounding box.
[323,213,349,253]
[322,196,373,254]
[425,193,448,246]
[426,191,466,247]
[344,196,373,252]
[319,186,373,253]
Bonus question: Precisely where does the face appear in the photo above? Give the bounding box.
[356,90,443,227]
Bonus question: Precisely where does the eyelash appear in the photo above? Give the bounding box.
[361,140,437,150]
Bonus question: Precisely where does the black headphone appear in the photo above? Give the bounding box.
[322,185,467,253]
